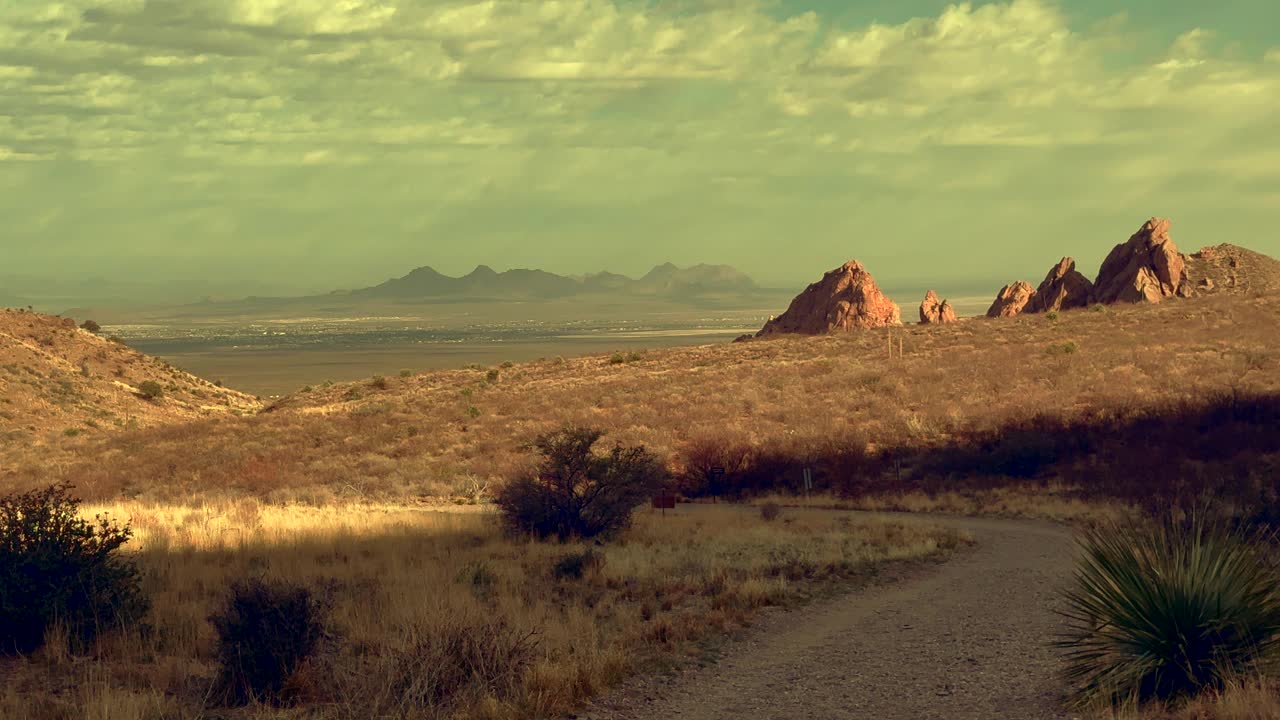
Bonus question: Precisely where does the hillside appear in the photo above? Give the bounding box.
[0,309,261,447]
[1185,243,1280,296]
[4,289,1275,502]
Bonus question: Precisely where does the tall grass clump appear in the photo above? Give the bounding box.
[495,426,664,540]
[0,483,147,655]
[1058,516,1280,708]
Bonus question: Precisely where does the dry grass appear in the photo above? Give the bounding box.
[0,500,967,720]
[1095,678,1280,719]
[3,292,1276,507]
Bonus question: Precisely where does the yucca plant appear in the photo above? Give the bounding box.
[1058,516,1280,708]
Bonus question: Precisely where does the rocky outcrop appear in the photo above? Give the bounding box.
[919,290,958,324]
[757,260,900,336]
[1092,218,1188,304]
[1025,257,1094,314]
[986,281,1036,318]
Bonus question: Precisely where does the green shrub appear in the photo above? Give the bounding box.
[553,549,604,580]
[495,426,665,540]
[79,320,101,334]
[1045,311,1059,322]
[370,375,388,390]
[0,483,148,655]
[210,578,332,706]
[136,380,164,400]
[486,369,500,383]
[608,352,626,365]
[399,369,413,378]
[1058,517,1280,708]
[1045,341,1078,356]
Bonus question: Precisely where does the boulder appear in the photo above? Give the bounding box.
[1024,257,1094,313]
[919,290,958,324]
[986,281,1036,318]
[1092,217,1188,304]
[757,260,901,336]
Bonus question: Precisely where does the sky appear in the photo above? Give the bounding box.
[1,0,1278,301]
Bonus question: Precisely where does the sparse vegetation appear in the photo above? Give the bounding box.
[79,319,101,334]
[1059,517,1280,708]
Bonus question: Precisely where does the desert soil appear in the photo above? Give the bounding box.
[581,514,1077,720]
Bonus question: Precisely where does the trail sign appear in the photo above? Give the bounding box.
[708,466,726,502]
[652,492,676,511]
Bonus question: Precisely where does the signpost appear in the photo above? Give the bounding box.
[709,466,726,502]
[802,467,813,503]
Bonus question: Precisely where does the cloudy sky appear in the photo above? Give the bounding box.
[1,0,1278,299]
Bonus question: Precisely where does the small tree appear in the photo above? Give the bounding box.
[495,426,664,540]
[0,483,148,655]
[79,320,101,334]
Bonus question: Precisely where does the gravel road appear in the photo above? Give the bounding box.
[580,514,1077,720]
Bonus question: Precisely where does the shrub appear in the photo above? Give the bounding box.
[136,380,164,400]
[399,369,413,378]
[608,352,626,365]
[495,426,665,540]
[1045,341,1078,356]
[1057,517,1280,708]
[1045,311,1059,322]
[370,375,388,390]
[553,549,604,580]
[79,320,101,334]
[210,578,333,706]
[486,369,500,383]
[759,502,783,521]
[0,483,147,655]
[678,433,755,498]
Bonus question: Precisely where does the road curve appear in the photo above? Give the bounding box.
[581,514,1077,720]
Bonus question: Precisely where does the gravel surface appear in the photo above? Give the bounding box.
[580,514,1078,720]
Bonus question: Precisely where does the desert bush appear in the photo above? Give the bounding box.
[210,578,333,706]
[759,502,783,521]
[486,369,500,383]
[1058,517,1280,708]
[608,352,626,365]
[495,426,665,540]
[79,319,100,334]
[553,548,604,580]
[0,483,147,655]
[370,375,388,390]
[136,380,164,400]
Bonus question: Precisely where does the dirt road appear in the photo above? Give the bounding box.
[582,514,1077,720]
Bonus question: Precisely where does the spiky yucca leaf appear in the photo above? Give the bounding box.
[1058,517,1280,707]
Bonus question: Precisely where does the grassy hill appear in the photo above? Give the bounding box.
[0,308,261,449]
[4,288,1275,507]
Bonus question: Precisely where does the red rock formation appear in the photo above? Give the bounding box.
[919,290,958,324]
[986,281,1036,318]
[1025,257,1094,313]
[757,260,901,336]
[1092,217,1188,304]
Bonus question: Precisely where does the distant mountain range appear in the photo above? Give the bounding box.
[339,262,763,301]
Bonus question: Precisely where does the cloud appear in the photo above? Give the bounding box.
[0,0,1277,291]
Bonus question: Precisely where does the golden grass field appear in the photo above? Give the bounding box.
[0,500,966,720]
